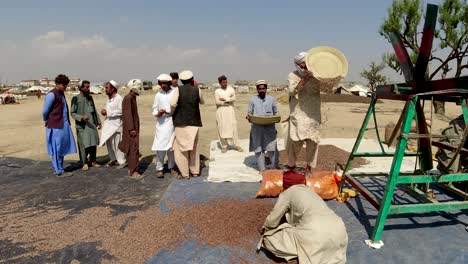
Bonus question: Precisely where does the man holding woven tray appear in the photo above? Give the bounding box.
[286,48,347,174]
[247,80,279,172]
[286,52,321,174]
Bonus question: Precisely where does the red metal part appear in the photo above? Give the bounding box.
[345,174,381,210]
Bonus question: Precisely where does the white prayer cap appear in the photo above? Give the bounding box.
[179,70,194,81]
[255,80,268,86]
[294,51,307,65]
[157,74,172,82]
[108,80,118,88]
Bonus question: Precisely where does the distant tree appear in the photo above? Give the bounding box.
[360,61,388,91]
[379,0,468,114]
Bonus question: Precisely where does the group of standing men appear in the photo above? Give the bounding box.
[42,51,322,178]
[42,71,204,180]
[42,75,142,178]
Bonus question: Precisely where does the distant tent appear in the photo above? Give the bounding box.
[334,85,351,95]
[348,85,370,97]
[26,86,43,92]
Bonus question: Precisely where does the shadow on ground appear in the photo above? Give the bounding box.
[0,156,172,221]
[0,155,213,263]
[0,239,115,264]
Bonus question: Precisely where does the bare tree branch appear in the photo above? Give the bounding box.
[430,50,457,80]
[429,56,445,63]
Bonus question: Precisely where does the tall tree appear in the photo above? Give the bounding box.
[360,62,388,91]
[379,0,468,114]
[380,0,422,74]
[434,0,468,79]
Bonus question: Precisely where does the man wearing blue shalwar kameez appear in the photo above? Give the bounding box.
[42,74,77,177]
[247,80,279,172]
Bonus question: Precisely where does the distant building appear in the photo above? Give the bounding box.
[40,78,54,87]
[69,78,81,89]
[234,80,249,86]
[20,80,39,88]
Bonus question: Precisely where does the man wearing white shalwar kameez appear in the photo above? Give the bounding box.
[152,74,177,178]
[258,171,348,264]
[287,52,321,174]
[99,80,127,168]
[215,75,242,153]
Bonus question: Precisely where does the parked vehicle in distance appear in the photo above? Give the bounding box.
[143,81,153,90]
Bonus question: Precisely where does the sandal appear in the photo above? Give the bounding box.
[156,171,164,178]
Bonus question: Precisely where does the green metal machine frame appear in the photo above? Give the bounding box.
[340,4,468,246]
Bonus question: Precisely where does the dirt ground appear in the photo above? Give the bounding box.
[0,89,462,161]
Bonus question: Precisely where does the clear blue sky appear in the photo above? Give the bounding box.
[0,0,441,84]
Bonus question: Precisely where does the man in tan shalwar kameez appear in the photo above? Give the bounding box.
[258,171,348,264]
[215,75,242,153]
[287,51,321,174]
[170,70,204,179]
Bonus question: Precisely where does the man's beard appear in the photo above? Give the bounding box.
[106,90,113,98]
[258,92,266,98]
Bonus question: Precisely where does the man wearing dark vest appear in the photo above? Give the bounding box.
[170,70,204,179]
[42,74,77,177]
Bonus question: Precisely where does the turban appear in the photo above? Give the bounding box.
[127,79,143,91]
[294,51,307,65]
[283,170,306,190]
[179,70,194,81]
[157,74,172,82]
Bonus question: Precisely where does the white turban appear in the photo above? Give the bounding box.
[157,74,172,82]
[294,51,307,75]
[294,52,307,65]
[127,79,143,90]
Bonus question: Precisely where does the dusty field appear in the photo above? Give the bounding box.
[0,90,462,161]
